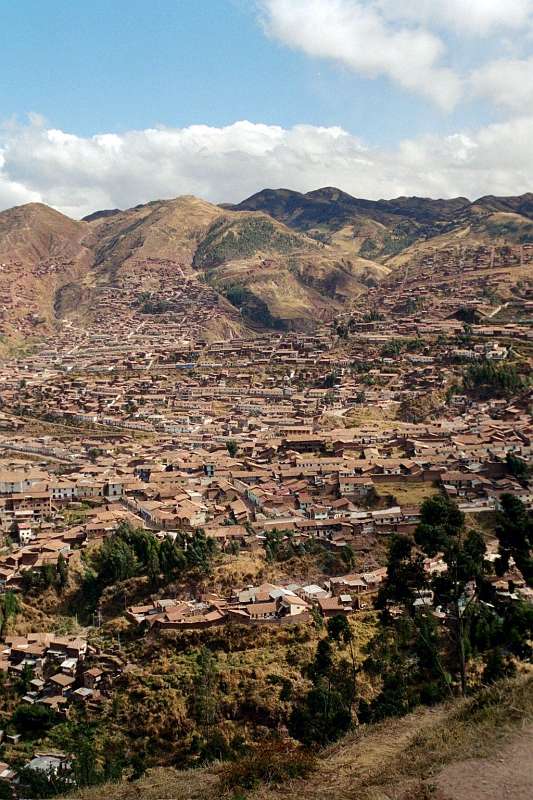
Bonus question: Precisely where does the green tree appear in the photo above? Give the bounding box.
[327,615,358,713]
[56,553,69,592]
[415,496,486,695]
[159,537,186,581]
[94,536,139,585]
[13,703,57,736]
[192,647,220,741]
[0,591,20,636]
[289,635,353,746]
[340,544,356,571]
[226,440,238,458]
[505,453,530,483]
[494,493,533,586]
[16,764,73,798]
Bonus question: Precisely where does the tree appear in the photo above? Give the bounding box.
[327,615,358,714]
[482,648,516,684]
[13,703,57,736]
[0,591,19,636]
[323,371,338,389]
[56,553,69,592]
[50,715,124,789]
[415,496,486,696]
[494,494,533,586]
[378,534,427,609]
[226,440,238,458]
[463,362,525,399]
[16,764,73,798]
[288,682,352,746]
[192,647,220,741]
[340,544,356,571]
[94,536,139,586]
[506,453,530,484]
[17,663,35,695]
[159,537,186,581]
[289,634,354,746]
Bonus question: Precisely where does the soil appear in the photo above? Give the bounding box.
[433,724,533,800]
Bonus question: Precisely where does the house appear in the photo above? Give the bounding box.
[318,597,350,617]
[48,673,76,696]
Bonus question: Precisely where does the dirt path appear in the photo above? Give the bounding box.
[434,725,533,800]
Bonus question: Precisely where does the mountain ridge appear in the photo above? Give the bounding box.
[0,188,530,342]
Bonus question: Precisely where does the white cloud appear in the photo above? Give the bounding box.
[377,0,533,36]
[260,1,533,112]
[0,116,532,218]
[260,0,462,110]
[470,56,533,110]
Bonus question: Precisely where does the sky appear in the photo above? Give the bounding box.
[0,0,533,217]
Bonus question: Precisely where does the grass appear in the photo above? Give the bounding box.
[64,676,533,800]
[381,481,439,507]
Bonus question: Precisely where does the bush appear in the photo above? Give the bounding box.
[218,742,315,793]
[13,703,58,736]
[463,362,526,399]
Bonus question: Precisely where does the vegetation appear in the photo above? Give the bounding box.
[132,292,174,315]
[263,530,355,574]
[397,391,442,423]
[194,217,303,269]
[226,439,238,458]
[222,283,283,328]
[0,591,19,636]
[494,493,533,586]
[20,557,69,596]
[80,523,217,612]
[377,495,533,700]
[463,361,527,398]
[506,452,531,483]
[219,742,315,794]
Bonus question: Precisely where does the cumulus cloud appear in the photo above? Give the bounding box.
[0,116,532,218]
[260,1,533,111]
[377,0,533,36]
[470,56,533,111]
[260,0,461,110]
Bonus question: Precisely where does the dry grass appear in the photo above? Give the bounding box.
[381,481,438,507]
[64,676,533,800]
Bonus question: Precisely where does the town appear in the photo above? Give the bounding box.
[0,231,530,797]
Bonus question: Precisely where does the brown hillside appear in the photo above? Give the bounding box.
[0,203,92,339]
[0,189,530,341]
[68,676,533,800]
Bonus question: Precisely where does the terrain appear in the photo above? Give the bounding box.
[0,188,530,343]
[69,676,533,800]
[0,195,385,341]
[227,188,533,264]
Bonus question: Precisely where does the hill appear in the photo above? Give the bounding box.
[68,676,533,800]
[82,196,386,332]
[0,197,386,339]
[227,188,533,265]
[0,188,530,342]
[0,203,91,340]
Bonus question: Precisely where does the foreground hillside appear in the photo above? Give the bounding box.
[69,676,533,800]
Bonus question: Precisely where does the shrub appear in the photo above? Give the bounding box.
[218,742,315,793]
[13,703,58,736]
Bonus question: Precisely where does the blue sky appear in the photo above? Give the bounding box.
[0,0,498,142]
[0,0,532,216]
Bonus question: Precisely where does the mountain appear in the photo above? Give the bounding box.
[0,189,530,344]
[227,188,533,265]
[0,196,385,340]
[0,203,92,339]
